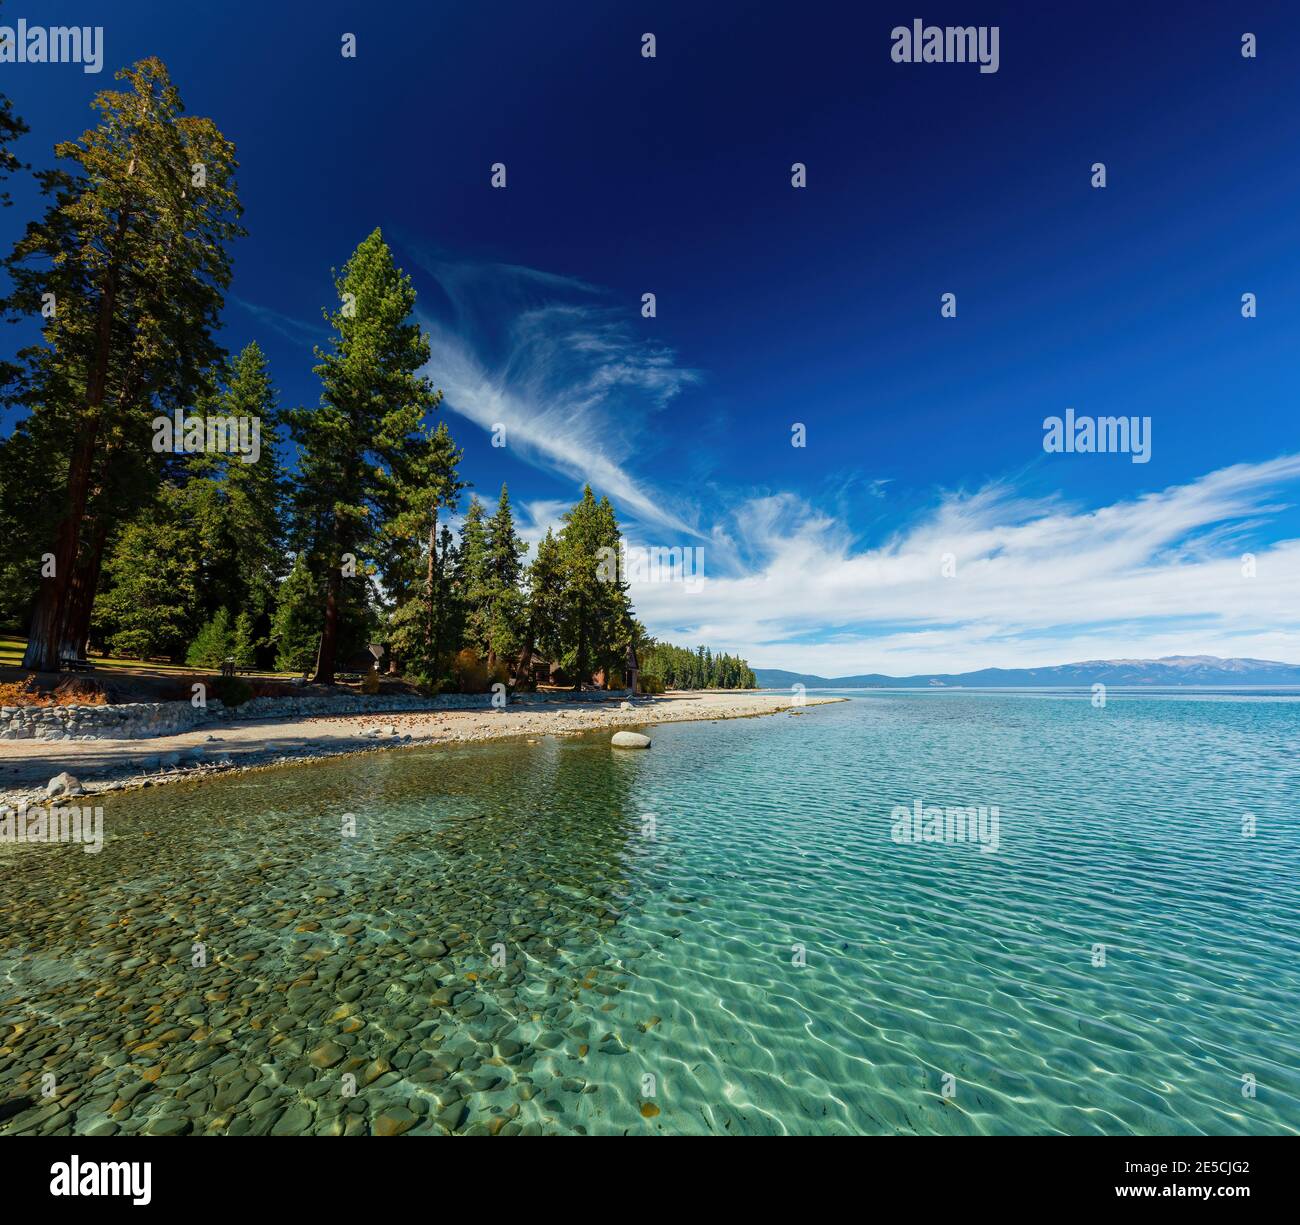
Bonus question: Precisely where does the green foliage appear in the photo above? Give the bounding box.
[553,486,633,687]
[458,484,528,667]
[86,343,288,666]
[522,527,565,673]
[186,607,233,668]
[270,553,320,673]
[92,484,201,661]
[381,417,461,679]
[3,57,245,670]
[0,85,29,209]
[638,641,757,690]
[285,228,437,682]
[232,609,257,668]
[0,78,763,692]
[182,342,287,626]
[0,408,73,628]
[455,496,491,655]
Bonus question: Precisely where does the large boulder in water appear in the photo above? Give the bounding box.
[611,731,651,749]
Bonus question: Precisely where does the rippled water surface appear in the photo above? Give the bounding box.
[2,691,1298,1135]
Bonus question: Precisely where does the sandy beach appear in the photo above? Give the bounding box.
[0,690,840,805]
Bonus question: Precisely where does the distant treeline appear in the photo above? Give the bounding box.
[638,642,756,691]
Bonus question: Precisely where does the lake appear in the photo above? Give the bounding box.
[1,689,1297,1135]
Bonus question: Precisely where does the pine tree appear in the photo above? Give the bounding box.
[91,484,201,661]
[482,484,528,669]
[186,607,234,669]
[0,82,28,209]
[286,229,436,683]
[270,553,321,673]
[232,609,257,669]
[520,528,565,685]
[5,59,243,670]
[593,493,634,685]
[555,486,632,688]
[180,342,285,633]
[381,418,463,680]
[454,496,491,657]
[634,641,757,690]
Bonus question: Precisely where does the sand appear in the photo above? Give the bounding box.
[0,690,841,805]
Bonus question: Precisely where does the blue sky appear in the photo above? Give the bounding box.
[3,1,1299,672]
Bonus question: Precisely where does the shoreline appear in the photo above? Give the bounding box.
[0,691,842,808]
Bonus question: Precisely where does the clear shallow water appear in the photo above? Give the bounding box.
[1,691,1298,1135]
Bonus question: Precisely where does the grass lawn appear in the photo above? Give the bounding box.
[0,635,296,681]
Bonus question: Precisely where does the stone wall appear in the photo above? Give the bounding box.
[0,701,208,742]
[0,689,627,743]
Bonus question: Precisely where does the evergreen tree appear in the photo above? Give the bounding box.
[0,407,69,629]
[454,496,491,657]
[91,484,201,661]
[381,418,463,681]
[186,607,233,668]
[555,486,632,688]
[206,343,286,612]
[270,553,321,673]
[593,493,634,684]
[176,342,286,638]
[520,527,565,684]
[635,640,757,690]
[286,229,436,683]
[0,77,28,210]
[4,59,243,669]
[232,609,257,669]
[482,484,528,669]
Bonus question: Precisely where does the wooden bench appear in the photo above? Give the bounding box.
[58,657,96,673]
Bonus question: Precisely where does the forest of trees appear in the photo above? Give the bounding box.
[0,58,756,695]
[636,642,757,691]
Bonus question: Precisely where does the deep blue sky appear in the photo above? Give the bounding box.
[3,1,1298,672]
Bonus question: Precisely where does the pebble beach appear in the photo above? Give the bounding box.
[0,691,839,809]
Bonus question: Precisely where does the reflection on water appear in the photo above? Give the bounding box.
[2,693,1299,1135]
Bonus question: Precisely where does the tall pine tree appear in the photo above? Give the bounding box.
[555,486,632,688]
[4,59,243,669]
[482,484,528,670]
[286,229,437,683]
[382,418,464,680]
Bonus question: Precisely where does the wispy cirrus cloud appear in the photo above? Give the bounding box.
[410,251,702,535]
[230,295,323,346]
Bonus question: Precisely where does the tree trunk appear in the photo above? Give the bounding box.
[311,563,340,685]
[516,637,534,689]
[61,521,109,661]
[22,207,131,672]
[23,430,98,670]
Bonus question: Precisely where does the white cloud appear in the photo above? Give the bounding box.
[403,252,1299,675]
[412,255,701,536]
[627,455,1300,674]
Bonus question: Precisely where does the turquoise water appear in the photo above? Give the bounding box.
[2,690,1298,1135]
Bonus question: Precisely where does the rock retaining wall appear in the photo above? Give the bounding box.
[0,689,631,743]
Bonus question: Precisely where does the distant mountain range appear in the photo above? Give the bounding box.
[754,655,1300,689]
